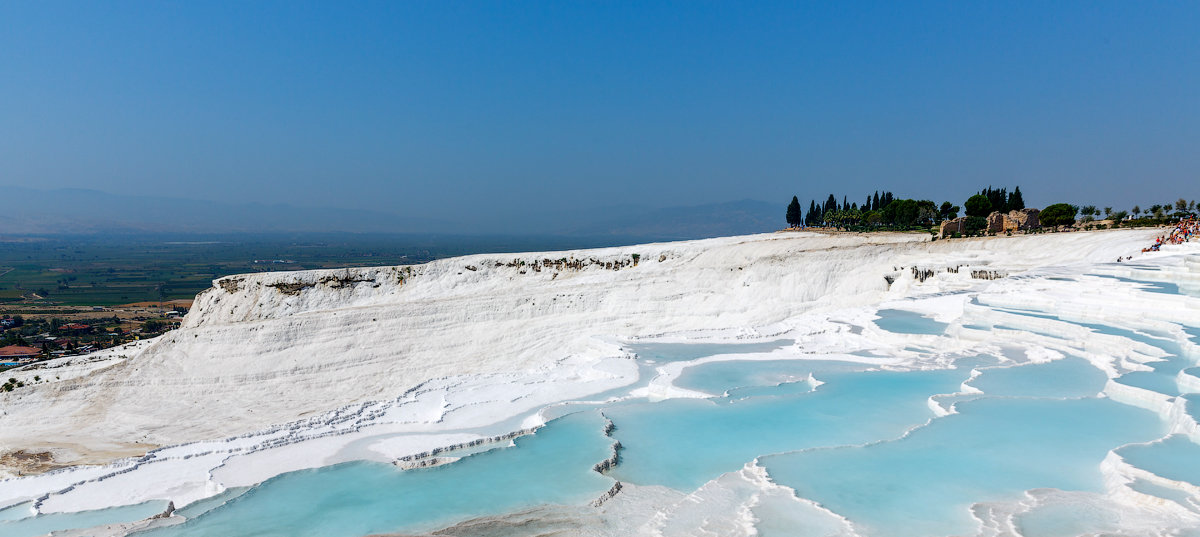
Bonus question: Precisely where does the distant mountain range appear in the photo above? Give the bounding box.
[0,186,782,240]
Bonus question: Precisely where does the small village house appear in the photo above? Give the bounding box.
[0,345,42,364]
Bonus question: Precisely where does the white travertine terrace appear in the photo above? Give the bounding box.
[2,227,1198,537]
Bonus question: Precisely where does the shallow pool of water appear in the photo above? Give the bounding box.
[673,358,866,396]
[1116,435,1200,488]
[0,501,169,537]
[626,339,793,364]
[19,309,1200,537]
[138,412,615,537]
[874,309,949,335]
[607,368,969,491]
[968,357,1107,398]
[764,397,1164,537]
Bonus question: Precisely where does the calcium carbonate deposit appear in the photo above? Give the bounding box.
[2,228,1200,537]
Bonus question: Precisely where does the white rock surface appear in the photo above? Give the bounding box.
[0,227,1187,525]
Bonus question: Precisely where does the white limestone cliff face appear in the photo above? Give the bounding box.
[0,229,1160,470]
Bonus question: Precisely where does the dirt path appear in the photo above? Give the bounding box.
[0,450,71,476]
[0,441,157,478]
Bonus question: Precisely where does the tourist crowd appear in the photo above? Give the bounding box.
[1144,218,1198,252]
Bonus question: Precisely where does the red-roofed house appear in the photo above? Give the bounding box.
[0,345,41,363]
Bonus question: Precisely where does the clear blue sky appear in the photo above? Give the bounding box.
[2,1,1197,222]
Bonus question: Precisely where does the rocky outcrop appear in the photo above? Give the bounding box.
[150,501,175,519]
[986,209,1042,234]
[987,212,1007,233]
[970,269,1007,280]
[939,217,967,237]
[1009,208,1040,230]
[941,208,1041,237]
[590,481,623,507]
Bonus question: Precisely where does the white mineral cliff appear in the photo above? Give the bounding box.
[0,230,1162,471]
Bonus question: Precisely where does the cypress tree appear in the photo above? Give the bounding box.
[873,191,880,211]
[786,196,802,228]
[981,186,1008,213]
[807,200,818,226]
[1008,186,1025,210]
[825,194,838,215]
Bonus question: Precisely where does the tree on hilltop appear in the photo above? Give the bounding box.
[974,186,1006,213]
[1008,187,1025,211]
[786,196,802,228]
[1079,206,1097,223]
[939,201,960,221]
[964,195,992,218]
[1040,204,1078,227]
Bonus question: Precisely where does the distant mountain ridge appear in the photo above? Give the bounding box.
[557,199,782,240]
[0,186,781,240]
[0,186,460,235]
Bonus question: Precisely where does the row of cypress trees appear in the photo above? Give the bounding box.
[786,191,898,228]
[786,187,1024,229]
[966,186,1025,216]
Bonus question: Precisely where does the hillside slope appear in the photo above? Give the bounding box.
[0,230,1158,471]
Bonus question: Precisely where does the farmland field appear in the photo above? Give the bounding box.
[0,232,641,308]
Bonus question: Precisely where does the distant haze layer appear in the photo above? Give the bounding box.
[0,186,780,240]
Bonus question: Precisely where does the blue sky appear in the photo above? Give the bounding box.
[2,1,1196,223]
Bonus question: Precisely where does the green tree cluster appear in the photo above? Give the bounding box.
[787,190,957,230]
[975,186,1024,213]
[964,195,992,218]
[1040,204,1078,227]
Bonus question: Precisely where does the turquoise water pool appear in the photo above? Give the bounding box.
[874,309,949,335]
[0,501,169,537]
[626,338,793,364]
[138,411,615,537]
[967,357,1107,398]
[1116,435,1200,488]
[606,368,967,491]
[15,306,1200,537]
[673,358,865,395]
[763,397,1163,537]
